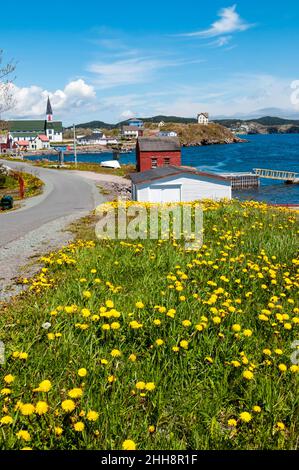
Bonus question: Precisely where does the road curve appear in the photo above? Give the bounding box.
[0,160,102,247]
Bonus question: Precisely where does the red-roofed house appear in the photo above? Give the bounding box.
[30,134,50,150]
[15,140,30,151]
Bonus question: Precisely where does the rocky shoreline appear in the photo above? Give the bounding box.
[183,136,248,147]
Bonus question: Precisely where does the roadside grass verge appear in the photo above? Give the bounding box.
[0,200,298,450]
[0,171,43,203]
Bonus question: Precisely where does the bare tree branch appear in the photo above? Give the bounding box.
[0,49,17,115]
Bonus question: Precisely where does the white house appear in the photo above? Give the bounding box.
[78,132,107,146]
[121,125,144,139]
[30,134,50,150]
[197,113,209,125]
[130,166,232,203]
[158,131,178,137]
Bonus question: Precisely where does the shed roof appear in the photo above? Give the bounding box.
[137,136,180,152]
[130,165,229,185]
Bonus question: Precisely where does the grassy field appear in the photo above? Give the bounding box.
[0,200,298,450]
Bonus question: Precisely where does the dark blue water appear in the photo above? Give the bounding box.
[27,134,299,204]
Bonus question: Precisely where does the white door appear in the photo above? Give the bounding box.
[150,185,181,203]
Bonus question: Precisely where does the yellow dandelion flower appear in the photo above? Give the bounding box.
[239,412,252,423]
[243,370,254,380]
[35,401,48,415]
[16,430,31,442]
[148,425,155,433]
[19,352,28,360]
[252,406,262,413]
[129,354,137,362]
[74,421,85,432]
[136,381,146,390]
[227,419,237,427]
[155,339,164,346]
[4,375,15,384]
[278,364,287,372]
[105,300,114,308]
[68,388,83,399]
[0,415,13,425]
[81,309,91,318]
[122,439,136,450]
[232,324,241,332]
[87,410,99,422]
[129,321,143,329]
[107,375,116,383]
[33,379,52,393]
[263,349,272,356]
[111,349,121,357]
[145,382,155,391]
[54,426,63,436]
[276,422,285,431]
[243,329,253,337]
[20,404,35,416]
[135,301,144,309]
[61,400,76,412]
[179,340,189,350]
[78,368,87,377]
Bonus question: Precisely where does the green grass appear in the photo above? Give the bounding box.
[0,172,43,202]
[0,200,298,450]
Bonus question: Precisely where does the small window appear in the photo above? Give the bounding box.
[151,158,158,169]
[164,157,170,166]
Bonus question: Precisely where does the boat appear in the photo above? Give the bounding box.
[100,160,121,169]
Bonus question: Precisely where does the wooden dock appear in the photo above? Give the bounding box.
[253,168,299,184]
[221,172,260,189]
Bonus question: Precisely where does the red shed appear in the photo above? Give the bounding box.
[136,137,181,172]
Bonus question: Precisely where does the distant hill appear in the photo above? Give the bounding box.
[215,116,299,126]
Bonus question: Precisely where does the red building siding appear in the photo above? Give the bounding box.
[137,150,181,172]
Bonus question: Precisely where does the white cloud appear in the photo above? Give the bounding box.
[180,5,254,38]
[88,53,204,89]
[5,79,96,120]
[88,56,184,89]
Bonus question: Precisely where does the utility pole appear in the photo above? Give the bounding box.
[73,124,77,167]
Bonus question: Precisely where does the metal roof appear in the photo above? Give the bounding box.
[137,137,180,151]
[130,166,229,185]
[9,121,45,132]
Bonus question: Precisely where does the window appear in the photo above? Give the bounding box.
[151,158,158,169]
[164,157,170,166]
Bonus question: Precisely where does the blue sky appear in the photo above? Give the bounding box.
[2,0,299,124]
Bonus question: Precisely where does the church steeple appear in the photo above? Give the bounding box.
[46,97,53,122]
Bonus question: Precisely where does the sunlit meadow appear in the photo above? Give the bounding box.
[0,200,298,450]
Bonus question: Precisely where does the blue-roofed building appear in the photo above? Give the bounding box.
[127,118,144,128]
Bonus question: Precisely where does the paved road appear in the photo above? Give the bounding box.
[0,160,102,247]
[0,160,104,300]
